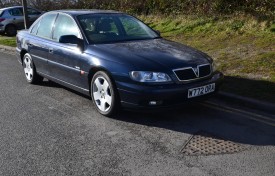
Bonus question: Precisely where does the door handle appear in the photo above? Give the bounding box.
[49,48,54,54]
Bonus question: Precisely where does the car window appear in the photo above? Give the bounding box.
[9,8,23,16]
[36,13,57,39]
[0,10,3,17]
[30,20,40,35]
[53,14,80,42]
[120,17,149,37]
[78,14,159,44]
[27,8,41,15]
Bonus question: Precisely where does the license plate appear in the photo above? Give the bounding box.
[188,83,215,98]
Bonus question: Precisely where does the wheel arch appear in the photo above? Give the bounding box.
[88,66,116,90]
[87,66,120,101]
[20,49,28,65]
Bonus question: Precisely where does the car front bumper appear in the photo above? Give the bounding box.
[116,72,224,109]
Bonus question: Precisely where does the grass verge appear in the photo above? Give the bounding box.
[0,35,16,47]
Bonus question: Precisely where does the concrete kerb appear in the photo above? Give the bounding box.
[0,44,274,114]
[0,44,15,53]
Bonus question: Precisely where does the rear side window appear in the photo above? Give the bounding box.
[53,14,80,41]
[9,8,23,16]
[36,13,57,39]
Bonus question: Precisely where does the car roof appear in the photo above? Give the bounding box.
[51,9,124,16]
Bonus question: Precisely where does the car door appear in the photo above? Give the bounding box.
[27,13,57,75]
[47,13,86,88]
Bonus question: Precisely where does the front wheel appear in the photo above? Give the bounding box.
[23,53,43,84]
[91,71,119,116]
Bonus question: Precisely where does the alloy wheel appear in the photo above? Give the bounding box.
[23,56,33,81]
[92,76,113,112]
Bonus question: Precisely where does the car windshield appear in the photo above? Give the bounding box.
[77,14,160,44]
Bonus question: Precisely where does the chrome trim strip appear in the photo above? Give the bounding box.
[173,63,212,82]
[37,71,89,92]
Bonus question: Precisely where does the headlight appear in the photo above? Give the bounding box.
[130,71,172,82]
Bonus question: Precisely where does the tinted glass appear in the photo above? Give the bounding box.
[0,10,3,17]
[120,17,151,37]
[78,14,159,44]
[53,14,80,41]
[36,13,57,39]
[9,8,23,16]
[27,8,41,15]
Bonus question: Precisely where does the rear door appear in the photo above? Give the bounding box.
[27,13,57,75]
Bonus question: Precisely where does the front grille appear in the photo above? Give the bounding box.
[173,64,211,81]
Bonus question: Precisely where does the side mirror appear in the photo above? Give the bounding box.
[59,35,84,51]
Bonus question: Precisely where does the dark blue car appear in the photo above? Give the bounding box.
[16,10,223,116]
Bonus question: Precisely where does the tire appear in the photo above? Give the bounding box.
[91,71,119,116]
[22,53,43,84]
[5,24,17,36]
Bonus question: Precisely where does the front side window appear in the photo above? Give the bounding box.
[53,14,80,42]
[77,14,159,44]
[9,8,23,16]
[36,13,57,39]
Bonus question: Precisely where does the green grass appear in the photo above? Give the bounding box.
[0,35,16,47]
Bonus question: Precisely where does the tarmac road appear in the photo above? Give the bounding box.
[0,51,275,176]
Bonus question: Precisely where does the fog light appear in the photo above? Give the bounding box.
[149,101,163,106]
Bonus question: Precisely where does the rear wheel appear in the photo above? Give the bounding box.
[23,53,43,84]
[5,24,17,36]
[91,71,119,116]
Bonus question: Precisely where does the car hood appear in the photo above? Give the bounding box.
[86,39,211,70]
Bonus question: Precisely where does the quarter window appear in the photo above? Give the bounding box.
[53,14,80,42]
[30,21,40,35]
[36,13,57,39]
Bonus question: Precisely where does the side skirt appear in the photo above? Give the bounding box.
[37,71,90,97]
